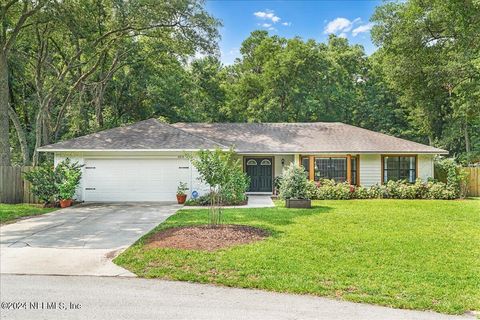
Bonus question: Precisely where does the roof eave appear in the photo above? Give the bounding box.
[37,148,230,152]
[236,150,449,155]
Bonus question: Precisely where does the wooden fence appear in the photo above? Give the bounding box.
[464,167,480,197]
[0,166,39,204]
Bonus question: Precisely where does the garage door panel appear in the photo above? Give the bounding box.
[84,158,190,202]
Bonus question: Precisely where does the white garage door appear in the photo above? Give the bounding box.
[83,158,191,202]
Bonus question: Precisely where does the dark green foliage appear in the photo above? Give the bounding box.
[23,164,57,204]
[56,159,83,200]
[23,158,83,204]
[4,0,479,166]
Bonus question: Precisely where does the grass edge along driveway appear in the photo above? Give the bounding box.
[114,199,480,315]
[0,204,56,224]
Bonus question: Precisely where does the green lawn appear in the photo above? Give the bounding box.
[0,204,56,224]
[114,199,480,314]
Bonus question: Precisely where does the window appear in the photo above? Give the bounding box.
[314,158,347,182]
[351,157,357,185]
[260,159,272,166]
[383,156,416,183]
[246,159,257,166]
[301,157,310,176]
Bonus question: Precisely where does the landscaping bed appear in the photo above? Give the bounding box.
[146,225,269,251]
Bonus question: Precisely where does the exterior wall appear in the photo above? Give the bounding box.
[359,154,382,187]
[418,154,434,181]
[51,151,437,201]
[274,155,294,177]
[54,151,211,201]
[359,154,435,187]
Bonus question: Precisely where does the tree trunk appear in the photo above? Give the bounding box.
[0,50,11,165]
[464,121,471,153]
[94,85,105,128]
[32,111,43,166]
[8,106,30,165]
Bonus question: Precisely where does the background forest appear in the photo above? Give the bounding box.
[1,0,479,166]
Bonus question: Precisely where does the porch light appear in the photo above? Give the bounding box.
[281,158,285,166]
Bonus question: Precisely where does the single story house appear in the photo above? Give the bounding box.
[38,119,447,202]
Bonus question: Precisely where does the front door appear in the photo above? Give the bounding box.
[245,157,273,192]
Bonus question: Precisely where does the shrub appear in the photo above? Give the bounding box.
[315,179,352,200]
[222,166,250,204]
[273,176,283,195]
[305,180,319,199]
[23,164,57,204]
[278,163,309,199]
[301,178,460,200]
[435,158,469,198]
[23,158,83,205]
[353,185,370,199]
[364,184,387,199]
[56,159,82,200]
[384,180,417,199]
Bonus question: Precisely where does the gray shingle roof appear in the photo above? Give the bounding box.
[38,119,447,154]
[173,122,447,154]
[38,119,226,151]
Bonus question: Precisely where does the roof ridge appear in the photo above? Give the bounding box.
[161,120,229,149]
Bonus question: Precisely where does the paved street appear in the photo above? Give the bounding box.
[0,275,473,320]
[0,203,180,276]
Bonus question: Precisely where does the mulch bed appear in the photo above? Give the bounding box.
[145,225,269,251]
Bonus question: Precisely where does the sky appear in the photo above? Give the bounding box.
[206,0,382,65]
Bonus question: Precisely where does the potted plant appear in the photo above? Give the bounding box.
[176,182,188,204]
[279,163,312,208]
[56,159,82,208]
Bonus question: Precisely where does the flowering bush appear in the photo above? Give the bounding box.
[306,178,461,200]
[278,163,310,199]
[314,179,352,200]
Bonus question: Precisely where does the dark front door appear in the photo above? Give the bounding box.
[245,157,273,192]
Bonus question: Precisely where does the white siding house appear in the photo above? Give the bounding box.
[40,119,447,202]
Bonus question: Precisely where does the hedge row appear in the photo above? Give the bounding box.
[307,179,459,200]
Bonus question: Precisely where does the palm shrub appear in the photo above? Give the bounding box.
[278,163,309,199]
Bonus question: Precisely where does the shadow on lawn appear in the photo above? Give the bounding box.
[174,204,333,228]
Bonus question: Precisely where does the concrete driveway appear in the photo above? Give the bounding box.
[0,202,180,276]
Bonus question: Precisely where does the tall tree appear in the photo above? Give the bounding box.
[371,0,480,155]
[6,0,220,165]
[0,0,46,165]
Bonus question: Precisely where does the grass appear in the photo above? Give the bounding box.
[0,203,56,224]
[114,199,480,315]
